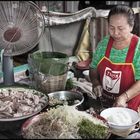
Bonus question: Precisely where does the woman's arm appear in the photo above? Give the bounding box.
[115,80,140,107]
[89,67,101,88]
[89,67,103,98]
[125,80,140,100]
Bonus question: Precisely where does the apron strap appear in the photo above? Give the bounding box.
[105,37,114,58]
[125,35,139,63]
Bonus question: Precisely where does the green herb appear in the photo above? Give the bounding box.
[65,78,74,90]
[77,118,108,139]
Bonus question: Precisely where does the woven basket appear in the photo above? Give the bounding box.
[28,51,68,94]
[33,72,67,94]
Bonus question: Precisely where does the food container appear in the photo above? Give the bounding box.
[0,87,49,121]
[48,90,84,107]
[0,86,49,131]
[28,51,68,76]
[28,51,69,93]
[21,105,110,139]
[100,107,140,131]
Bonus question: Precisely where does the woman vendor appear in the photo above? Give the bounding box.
[89,5,140,111]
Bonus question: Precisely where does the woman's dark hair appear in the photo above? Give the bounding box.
[108,5,135,27]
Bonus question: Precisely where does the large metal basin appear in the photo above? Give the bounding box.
[0,87,49,122]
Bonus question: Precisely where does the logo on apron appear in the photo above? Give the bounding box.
[103,67,122,93]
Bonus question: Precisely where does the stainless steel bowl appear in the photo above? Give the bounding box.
[48,91,84,107]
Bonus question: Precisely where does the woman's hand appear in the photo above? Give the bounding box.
[93,85,103,98]
[113,93,128,107]
[89,68,103,98]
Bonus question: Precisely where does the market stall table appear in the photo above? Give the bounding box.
[0,92,139,139]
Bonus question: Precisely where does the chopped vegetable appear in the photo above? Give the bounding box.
[78,118,109,139]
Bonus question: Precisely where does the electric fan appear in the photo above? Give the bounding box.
[0,1,45,85]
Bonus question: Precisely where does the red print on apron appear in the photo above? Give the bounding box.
[97,35,140,111]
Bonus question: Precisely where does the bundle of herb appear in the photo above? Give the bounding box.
[78,118,109,139]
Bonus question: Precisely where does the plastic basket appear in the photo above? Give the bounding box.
[28,51,68,76]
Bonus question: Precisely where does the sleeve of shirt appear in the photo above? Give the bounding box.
[133,39,140,80]
[90,36,109,69]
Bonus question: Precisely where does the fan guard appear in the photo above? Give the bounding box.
[0,1,45,56]
[0,1,45,85]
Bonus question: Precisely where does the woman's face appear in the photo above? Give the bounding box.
[108,14,133,42]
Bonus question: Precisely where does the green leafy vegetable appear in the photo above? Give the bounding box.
[78,118,108,139]
[65,78,74,90]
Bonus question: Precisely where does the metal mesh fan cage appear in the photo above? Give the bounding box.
[0,1,45,56]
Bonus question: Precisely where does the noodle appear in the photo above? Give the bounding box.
[23,105,108,139]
